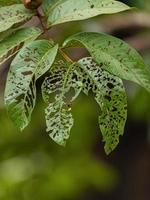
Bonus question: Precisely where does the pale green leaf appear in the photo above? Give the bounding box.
[5,40,58,130]
[42,59,82,145]
[45,101,74,146]
[76,57,127,154]
[0,27,42,66]
[63,32,150,93]
[42,0,130,27]
[0,4,35,33]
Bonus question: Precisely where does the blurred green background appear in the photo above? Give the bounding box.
[0,1,150,200]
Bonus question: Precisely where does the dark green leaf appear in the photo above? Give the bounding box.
[0,1,21,7]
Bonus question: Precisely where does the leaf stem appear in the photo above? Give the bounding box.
[36,8,48,33]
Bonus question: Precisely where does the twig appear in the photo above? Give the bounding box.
[36,8,48,33]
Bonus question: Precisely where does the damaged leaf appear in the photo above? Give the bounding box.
[5,40,58,130]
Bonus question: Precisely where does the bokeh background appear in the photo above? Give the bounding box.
[0,0,150,199]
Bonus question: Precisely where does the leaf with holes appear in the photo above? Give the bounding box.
[42,56,127,153]
[0,4,35,33]
[5,40,58,130]
[42,59,83,145]
[0,27,42,66]
[76,57,127,154]
[42,0,130,27]
[63,32,150,93]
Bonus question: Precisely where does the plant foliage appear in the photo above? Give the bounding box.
[0,0,150,154]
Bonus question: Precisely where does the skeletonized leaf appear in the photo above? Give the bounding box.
[5,40,58,130]
[0,4,35,33]
[45,101,74,146]
[0,27,42,66]
[76,57,127,154]
[42,59,82,145]
[42,0,130,27]
[63,32,150,93]
[42,56,127,153]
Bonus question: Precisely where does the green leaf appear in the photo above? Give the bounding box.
[0,27,42,66]
[0,4,35,33]
[42,59,82,145]
[5,40,58,130]
[0,29,16,42]
[63,32,150,93]
[0,1,21,7]
[42,56,127,153]
[45,101,74,146]
[42,0,130,27]
[76,57,127,154]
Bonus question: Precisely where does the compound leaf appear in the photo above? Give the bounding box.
[5,40,58,130]
[63,32,150,93]
[0,27,42,66]
[0,4,35,33]
[42,0,130,27]
[76,57,127,154]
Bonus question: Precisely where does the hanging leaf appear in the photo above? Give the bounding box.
[42,0,130,27]
[0,4,35,33]
[42,56,127,153]
[42,59,83,145]
[5,40,58,130]
[0,27,42,66]
[63,32,150,93]
[76,57,127,154]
